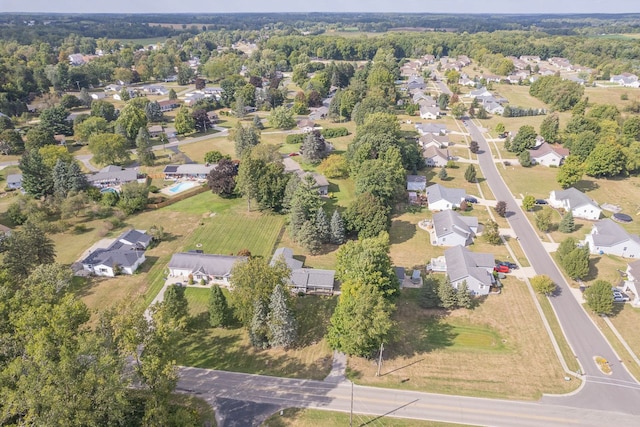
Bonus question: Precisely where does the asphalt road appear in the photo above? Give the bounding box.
[178,367,640,426]
[465,119,640,412]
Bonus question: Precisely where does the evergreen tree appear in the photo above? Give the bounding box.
[249,300,269,349]
[464,164,477,182]
[79,87,92,107]
[438,166,448,180]
[300,131,327,164]
[136,127,155,166]
[315,207,331,243]
[456,281,473,309]
[52,159,88,197]
[252,114,264,130]
[287,174,321,241]
[437,278,458,309]
[418,277,441,309]
[267,283,297,349]
[168,88,177,100]
[330,210,345,245]
[483,219,502,245]
[163,284,189,322]
[145,101,163,122]
[2,221,56,280]
[557,237,579,263]
[518,150,532,167]
[19,149,53,198]
[232,123,261,158]
[208,285,230,328]
[298,219,322,254]
[559,211,576,233]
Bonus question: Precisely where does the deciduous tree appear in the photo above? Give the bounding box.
[584,280,614,315]
[174,106,195,135]
[556,156,584,189]
[207,158,238,197]
[531,275,556,295]
[495,201,507,217]
[268,105,296,129]
[115,103,147,141]
[88,133,131,166]
[136,127,155,166]
[522,195,536,211]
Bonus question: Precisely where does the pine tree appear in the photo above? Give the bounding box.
[298,219,322,254]
[249,299,269,349]
[300,131,327,164]
[208,285,230,328]
[252,114,264,130]
[136,127,155,166]
[456,281,473,309]
[330,210,345,245]
[438,166,448,180]
[145,100,163,122]
[419,277,441,308]
[315,207,331,243]
[163,284,189,322]
[559,211,575,233]
[464,164,477,182]
[437,278,458,309]
[267,283,297,349]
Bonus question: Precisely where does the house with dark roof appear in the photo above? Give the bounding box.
[282,158,330,196]
[87,166,141,189]
[549,188,601,220]
[430,210,478,247]
[81,229,152,277]
[167,253,248,286]
[584,219,640,258]
[163,164,216,180]
[426,184,466,211]
[406,175,427,192]
[528,142,569,167]
[158,100,179,112]
[443,245,495,296]
[270,247,335,294]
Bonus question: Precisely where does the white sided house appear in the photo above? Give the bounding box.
[271,247,336,294]
[549,187,601,221]
[430,210,478,247]
[167,252,248,286]
[423,146,450,167]
[584,219,640,258]
[623,260,640,306]
[528,142,569,167]
[426,183,466,211]
[81,229,151,277]
[444,245,495,296]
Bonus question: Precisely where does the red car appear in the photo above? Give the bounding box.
[494,265,510,273]
[288,152,300,157]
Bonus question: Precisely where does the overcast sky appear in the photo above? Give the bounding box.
[2,0,638,14]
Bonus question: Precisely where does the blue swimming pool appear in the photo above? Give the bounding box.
[167,181,198,194]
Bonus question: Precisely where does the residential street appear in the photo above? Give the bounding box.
[177,367,640,427]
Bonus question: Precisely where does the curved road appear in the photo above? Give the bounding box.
[466,119,640,412]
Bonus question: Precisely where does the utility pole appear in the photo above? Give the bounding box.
[350,381,353,427]
[376,342,384,377]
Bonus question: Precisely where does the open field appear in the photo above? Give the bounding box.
[500,163,560,199]
[609,304,640,365]
[263,408,471,427]
[347,284,579,399]
[176,288,335,380]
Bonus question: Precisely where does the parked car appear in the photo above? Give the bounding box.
[535,199,548,205]
[288,152,299,157]
[497,261,518,270]
[465,196,478,204]
[494,265,510,273]
[613,294,630,302]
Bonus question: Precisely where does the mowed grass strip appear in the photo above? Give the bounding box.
[347,282,578,399]
[609,304,640,367]
[177,289,336,380]
[263,408,472,427]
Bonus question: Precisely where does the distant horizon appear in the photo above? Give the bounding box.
[2,0,639,15]
[2,11,640,16]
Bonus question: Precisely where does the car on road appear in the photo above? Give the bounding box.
[464,196,478,204]
[494,265,510,273]
[288,152,299,157]
[535,199,548,205]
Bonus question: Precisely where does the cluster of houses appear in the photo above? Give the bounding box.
[610,73,640,88]
[464,86,507,116]
[505,55,593,85]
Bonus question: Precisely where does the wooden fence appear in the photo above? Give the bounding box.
[146,185,209,209]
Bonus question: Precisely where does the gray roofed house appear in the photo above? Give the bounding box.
[270,247,335,293]
[87,166,140,189]
[415,123,448,136]
[584,219,640,258]
[467,87,492,98]
[610,73,639,88]
[418,133,450,149]
[148,124,164,137]
[549,187,601,220]
[81,229,151,277]
[406,76,425,91]
[528,142,569,167]
[282,158,329,195]
[426,183,466,211]
[167,253,248,286]
[407,175,427,192]
[419,105,441,120]
[163,164,217,180]
[444,245,495,296]
[422,145,450,168]
[309,106,329,120]
[6,174,22,190]
[270,247,304,270]
[430,210,478,247]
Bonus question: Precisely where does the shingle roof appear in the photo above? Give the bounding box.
[119,229,152,248]
[163,164,216,175]
[290,268,335,290]
[590,219,640,247]
[270,247,304,270]
[422,145,449,160]
[552,187,598,211]
[432,210,477,240]
[82,229,150,269]
[87,166,138,184]
[426,184,466,205]
[444,245,494,284]
[168,253,247,277]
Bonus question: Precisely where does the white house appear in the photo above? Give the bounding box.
[610,73,640,88]
[418,134,450,149]
[81,230,151,277]
[549,188,601,220]
[528,142,570,167]
[430,210,478,246]
[426,183,466,211]
[623,260,640,306]
[419,105,441,120]
[167,252,248,286]
[584,219,640,258]
[444,245,495,296]
[422,146,450,167]
[415,123,448,136]
[467,87,493,98]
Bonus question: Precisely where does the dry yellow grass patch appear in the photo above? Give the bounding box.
[348,281,578,399]
[609,305,640,359]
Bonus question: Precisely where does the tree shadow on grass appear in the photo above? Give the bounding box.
[389,220,416,245]
[584,256,602,282]
[575,179,599,193]
[294,295,337,347]
[390,313,458,358]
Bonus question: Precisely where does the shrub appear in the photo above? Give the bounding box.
[321,127,349,138]
[148,185,159,193]
[285,134,305,144]
[73,224,89,234]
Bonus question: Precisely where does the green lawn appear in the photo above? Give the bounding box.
[176,290,336,380]
[263,408,471,427]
